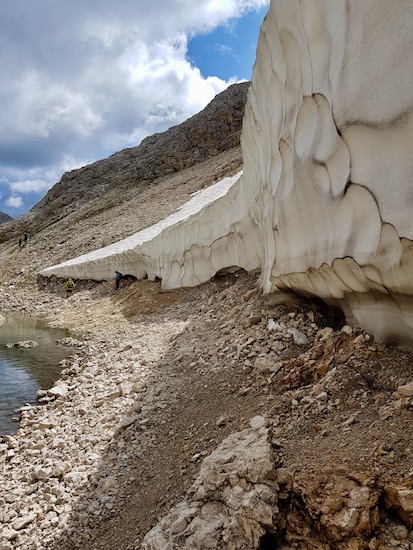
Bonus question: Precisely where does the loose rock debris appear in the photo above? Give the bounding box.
[0,270,413,549]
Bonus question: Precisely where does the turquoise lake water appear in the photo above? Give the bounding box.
[0,313,73,435]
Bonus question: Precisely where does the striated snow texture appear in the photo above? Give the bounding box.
[42,0,413,344]
[41,172,262,290]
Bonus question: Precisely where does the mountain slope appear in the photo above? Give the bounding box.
[0,211,12,225]
[0,82,249,246]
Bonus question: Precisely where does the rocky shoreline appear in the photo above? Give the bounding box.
[0,276,188,549]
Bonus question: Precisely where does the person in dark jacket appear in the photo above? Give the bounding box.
[115,271,123,290]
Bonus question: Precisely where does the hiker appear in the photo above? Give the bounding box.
[65,277,75,298]
[24,232,29,243]
[18,238,22,249]
[115,271,123,290]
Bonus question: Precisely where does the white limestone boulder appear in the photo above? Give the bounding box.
[141,418,279,549]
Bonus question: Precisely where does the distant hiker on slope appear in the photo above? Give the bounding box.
[115,271,123,290]
[65,278,75,298]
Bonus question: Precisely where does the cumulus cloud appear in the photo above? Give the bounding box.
[0,0,269,215]
[6,196,23,209]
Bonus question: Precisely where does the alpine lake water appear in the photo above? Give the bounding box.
[0,312,76,435]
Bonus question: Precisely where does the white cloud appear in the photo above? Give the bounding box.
[11,178,58,195]
[0,0,269,215]
[6,196,23,209]
[0,1,245,155]
[197,0,269,29]
[6,156,88,197]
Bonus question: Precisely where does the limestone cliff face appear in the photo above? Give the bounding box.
[42,1,413,344]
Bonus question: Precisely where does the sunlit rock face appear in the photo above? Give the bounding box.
[42,0,413,343]
[239,0,413,344]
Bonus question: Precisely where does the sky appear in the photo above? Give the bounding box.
[0,0,269,219]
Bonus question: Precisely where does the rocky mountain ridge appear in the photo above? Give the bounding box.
[0,82,249,245]
[0,212,12,225]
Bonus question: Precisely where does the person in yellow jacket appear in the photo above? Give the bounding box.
[65,277,75,298]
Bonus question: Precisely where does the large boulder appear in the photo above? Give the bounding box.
[141,417,280,550]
